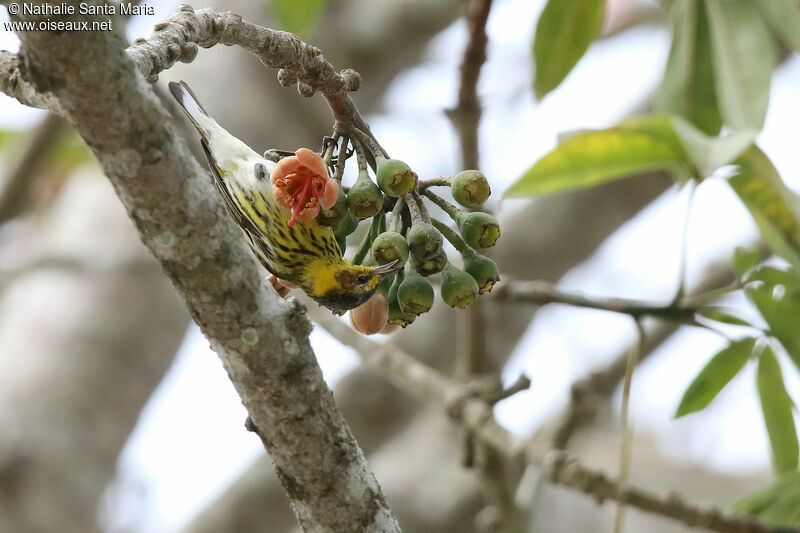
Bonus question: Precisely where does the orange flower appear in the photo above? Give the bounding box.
[271,148,339,227]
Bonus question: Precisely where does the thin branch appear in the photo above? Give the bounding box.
[543,253,762,451]
[311,311,795,533]
[127,5,375,139]
[0,6,382,148]
[446,0,493,170]
[493,279,699,322]
[614,319,644,533]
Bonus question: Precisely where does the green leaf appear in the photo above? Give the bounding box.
[728,147,800,270]
[675,338,754,417]
[670,116,756,175]
[757,347,799,474]
[697,307,752,327]
[756,0,800,52]
[746,267,800,371]
[735,471,800,526]
[658,0,722,135]
[733,246,762,276]
[533,0,605,99]
[271,0,326,36]
[506,115,694,197]
[705,0,775,130]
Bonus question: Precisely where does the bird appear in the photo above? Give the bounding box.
[168,80,397,313]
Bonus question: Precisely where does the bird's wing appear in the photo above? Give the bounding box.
[201,140,284,276]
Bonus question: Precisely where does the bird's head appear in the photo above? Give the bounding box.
[303,260,399,313]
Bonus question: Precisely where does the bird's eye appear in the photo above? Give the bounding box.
[356,275,370,285]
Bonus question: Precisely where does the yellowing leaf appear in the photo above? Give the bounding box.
[506,116,694,197]
[728,147,800,270]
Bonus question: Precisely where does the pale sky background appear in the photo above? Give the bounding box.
[2,1,800,532]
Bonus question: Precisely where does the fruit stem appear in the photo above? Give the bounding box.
[332,135,349,182]
[323,135,337,171]
[418,176,453,189]
[430,218,473,257]
[352,127,389,160]
[389,197,405,233]
[352,136,369,173]
[422,188,462,222]
[404,190,431,223]
[353,214,384,265]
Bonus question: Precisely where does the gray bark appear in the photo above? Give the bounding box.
[5,5,399,532]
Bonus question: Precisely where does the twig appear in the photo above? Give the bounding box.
[614,319,644,533]
[0,6,384,150]
[493,279,698,322]
[446,0,493,170]
[311,311,795,533]
[545,254,761,451]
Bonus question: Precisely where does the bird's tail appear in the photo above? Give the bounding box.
[168,81,218,140]
[169,80,259,171]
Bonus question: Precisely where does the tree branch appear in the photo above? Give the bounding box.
[311,311,792,533]
[446,0,492,170]
[126,5,372,137]
[8,7,398,532]
[493,279,699,322]
[0,50,59,111]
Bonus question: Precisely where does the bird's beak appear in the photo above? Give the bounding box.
[373,260,401,276]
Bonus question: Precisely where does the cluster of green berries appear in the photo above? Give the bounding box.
[321,131,500,334]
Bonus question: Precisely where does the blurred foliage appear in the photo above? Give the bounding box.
[505,115,693,196]
[532,0,605,99]
[269,0,326,36]
[735,471,800,526]
[729,149,800,270]
[674,338,754,418]
[517,0,800,505]
[757,347,799,474]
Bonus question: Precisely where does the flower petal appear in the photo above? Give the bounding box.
[270,155,300,184]
[273,185,293,206]
[320,178,339,209]
[294,205,320,222]
[295,147,329,179]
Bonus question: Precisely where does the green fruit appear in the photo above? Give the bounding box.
[376,156,417,197]
[387,275,416,327]
[333,209,359,238]
[406,220,443,257]
[412,248,447,276]
[463,250,500,294]
[371,231,409,267]
[347,169,384,218]
[456,211,500,249]
[318,185,348,227]
[397,269,434,315]
[377,271,396,297]
[452,170,491,208]
[441,262,479,309]
[333,209,360,254]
